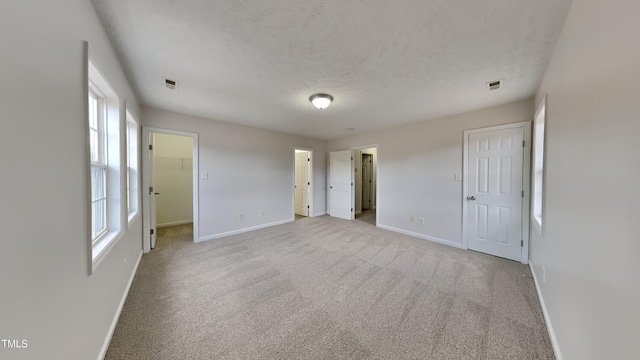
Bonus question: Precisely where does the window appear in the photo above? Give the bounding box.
[126,110,139,222]
[532,95,546,232]
[87,57,122,272]
[89,89,107,240]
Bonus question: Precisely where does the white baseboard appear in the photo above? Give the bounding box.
[529,261,563,360]
[97,250,143,360]
[157,219,193,227]
[197,219,293,242]
[376,224,463,249]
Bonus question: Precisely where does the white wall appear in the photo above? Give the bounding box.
[153,133,194,226]
[328,99,533,246]
[0,1,142,359]
[531,0,640,359]
[142,107,327,240]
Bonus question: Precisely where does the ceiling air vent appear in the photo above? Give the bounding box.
[486,79,504,92]
[163,78,179,91]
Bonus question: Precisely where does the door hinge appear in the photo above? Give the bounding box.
[308,158,310,162]
[150,229,154,235]
[351,208,353,212]
[521,240,523,247]
[351,182,353,186]
[308,182,310,185]
[351,157,353,160]
[149,186,154,193]
[307,205,310,209]
[149,144,153,150]
[522,140,525,148]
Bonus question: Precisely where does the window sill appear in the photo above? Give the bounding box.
[127,211,140,227]
[91,229,123,275]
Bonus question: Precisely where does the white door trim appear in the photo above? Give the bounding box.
[462,121,531,264]
[142,127,199,253]
[293,147,313,218]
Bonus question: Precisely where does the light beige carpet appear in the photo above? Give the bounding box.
[106,211,554,359]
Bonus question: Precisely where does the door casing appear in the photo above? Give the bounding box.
[462,121,531,264]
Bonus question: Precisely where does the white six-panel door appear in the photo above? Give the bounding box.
[329,150,354,220]
[466,127,525,261]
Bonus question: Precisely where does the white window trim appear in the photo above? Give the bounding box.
[126,109,140,225]
[531,95,547,234]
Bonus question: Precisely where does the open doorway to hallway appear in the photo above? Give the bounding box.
[354,147,377,226]
[294,148,312,221]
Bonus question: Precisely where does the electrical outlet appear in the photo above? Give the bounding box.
[454,173,462,181]
[201,172,208,180]
[410,216,415,223]
[259,210,264,217]
[418,217,424,224]
[239,214,244,221]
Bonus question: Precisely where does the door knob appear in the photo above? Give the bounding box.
[467,196,476,201]
[330,186,333,189]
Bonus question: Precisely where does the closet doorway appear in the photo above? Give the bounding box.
[294,148,312,220]
[142,127,199,252]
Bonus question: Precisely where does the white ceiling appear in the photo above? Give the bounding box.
[92,0,572,140]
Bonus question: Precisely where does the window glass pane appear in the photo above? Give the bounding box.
[90,128,99,163]
[91,167,105,200]
[88,93,98,129]
[92,198,106,239]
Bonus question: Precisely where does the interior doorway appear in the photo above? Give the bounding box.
[294,148,312,220]
[328,145,378,226]
[354,146,377,225]
[142,127,199,253]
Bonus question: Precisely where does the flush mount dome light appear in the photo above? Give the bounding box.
[309,93,333,109]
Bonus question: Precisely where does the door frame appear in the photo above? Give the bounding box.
[350,144,379,226]
[142,126,199,253]
[462,121,531,264]
[292,147,313,218]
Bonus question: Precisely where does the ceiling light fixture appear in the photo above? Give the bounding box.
[309,93,333,109]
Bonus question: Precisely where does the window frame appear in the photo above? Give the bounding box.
[89,87,108,243]
[126,110,140,224]
[531,95,547,234]
[86,48,124,274]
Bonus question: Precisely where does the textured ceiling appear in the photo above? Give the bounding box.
[92,0,572,140]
